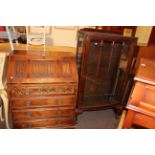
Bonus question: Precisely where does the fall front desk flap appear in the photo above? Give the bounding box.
[7,50,78,84]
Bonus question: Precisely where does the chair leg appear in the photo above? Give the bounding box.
[117,110,127,129]
[12,26,19,45]
[5,26,14,51]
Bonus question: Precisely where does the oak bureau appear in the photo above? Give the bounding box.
[7,50,78,129]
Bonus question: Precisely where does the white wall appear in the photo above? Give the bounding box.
[44,26,153,47]
[50,26,91,47]
[135,26,153,45]
[51,27,78,47]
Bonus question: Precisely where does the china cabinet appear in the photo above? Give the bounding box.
[76,29,138,111]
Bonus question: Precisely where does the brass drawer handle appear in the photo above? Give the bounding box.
[57,99,62,105]
[25,101,31,107]
[56,120,61,125]
[27,112,32,117]
[28,124,32,129]
[57,110,62,116]
[25,89,29,96]
[55,87,64,92]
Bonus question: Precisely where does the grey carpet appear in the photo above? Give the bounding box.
[76,109,120,129]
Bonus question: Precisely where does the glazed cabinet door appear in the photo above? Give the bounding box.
[77,32,137,109]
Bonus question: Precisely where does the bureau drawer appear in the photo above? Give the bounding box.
[13,117,76,129]
[11,95,76,109]
[12,108,75,121]
[9,84,77,98]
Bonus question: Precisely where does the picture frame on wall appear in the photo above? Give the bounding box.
[54,26,76,30]
[28,26,52,35]
[123,28,133,37]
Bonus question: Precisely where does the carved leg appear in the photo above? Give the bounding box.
[123,110,135,129]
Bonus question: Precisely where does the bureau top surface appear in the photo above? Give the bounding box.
[7,50,78,84]
[10,50,75,58]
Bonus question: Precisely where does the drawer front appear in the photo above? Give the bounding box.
[11,95,76,109]
[12,108,75,121]
[9,85,77,98]
[13,117,76,129]
[133,113,155,129]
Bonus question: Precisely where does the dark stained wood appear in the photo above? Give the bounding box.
[83,26,137,36]
[76,29,138,111]
[148,26,155,45]
[123,58,155,128]
[7,50,78,129]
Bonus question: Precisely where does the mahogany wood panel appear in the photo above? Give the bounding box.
[123,59,155,128]
[134,58,155,85]
[133,113,155,128]
[135,45,155,70]
[83,26,137,36]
